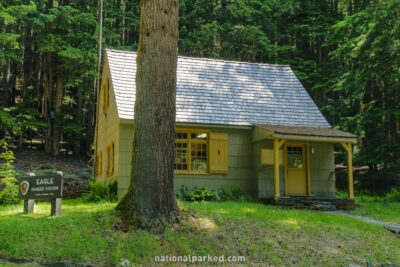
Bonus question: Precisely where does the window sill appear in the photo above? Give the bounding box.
[174,171,209,175]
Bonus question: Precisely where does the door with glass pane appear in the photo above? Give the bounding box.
[285,143,308,195]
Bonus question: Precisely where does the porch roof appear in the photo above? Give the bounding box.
[255,124,357,143]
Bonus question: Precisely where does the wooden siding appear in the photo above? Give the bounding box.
[95,58,120,183]
[309,143,336,198]
[116,124,257,198]
[255,140,285,198]
[174,127,256,195]
[116,123,336,199]
[255,138,336,198]
[117,123,134,197]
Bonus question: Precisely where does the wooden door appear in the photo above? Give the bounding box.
[285,144,308,195]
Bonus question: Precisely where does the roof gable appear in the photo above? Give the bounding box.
[106,49,331,128]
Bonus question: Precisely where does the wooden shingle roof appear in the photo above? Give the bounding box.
[256,124,357,138]
[106,49,331,128]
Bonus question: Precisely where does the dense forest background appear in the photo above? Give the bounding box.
[0,0,399,192]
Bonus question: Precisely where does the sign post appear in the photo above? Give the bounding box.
[18,172,63,216]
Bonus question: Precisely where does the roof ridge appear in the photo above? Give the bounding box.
[105,48,291,68]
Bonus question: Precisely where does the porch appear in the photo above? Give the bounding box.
[253,124,357,201]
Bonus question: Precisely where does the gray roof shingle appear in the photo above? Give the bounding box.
[106,49,331,128]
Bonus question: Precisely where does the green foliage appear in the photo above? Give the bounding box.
[0,0,398,194]
[0,107,17,133]
[355,188,400,203]
[176,185,220,201]
[0,185,19,205]
[0,139,17,187]
[1,200,399,265]
[219,184,244,201]
[176,185,249,202]
[385,188,400,203]
[84,181,118,202]
[0,139,18,205]
[329,0,400,169]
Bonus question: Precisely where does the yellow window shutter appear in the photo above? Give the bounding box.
[97,152,102,176]
[103,79,109,111]
[209,132,228,173]
[110,142,114,176]
[106,145,110,176]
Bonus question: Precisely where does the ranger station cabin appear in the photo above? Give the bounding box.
[95,49,357,200]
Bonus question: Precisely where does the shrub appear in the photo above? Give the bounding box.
[0,139,18,205]
[353,187,400,203]
[336,191,349,199]
[176,185,250,202]
[0,139,17,187]
[383,188,400,202]
[0,185,20,205]
[83,180,118,202]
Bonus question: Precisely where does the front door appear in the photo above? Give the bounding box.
[285,144,308,195]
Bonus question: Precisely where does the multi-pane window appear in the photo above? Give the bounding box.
[175,131,208,173]
[287,146,304,168]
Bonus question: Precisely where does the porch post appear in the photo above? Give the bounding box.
[273,139,280,198]
[347,143,354,199]
[341,142,354,199]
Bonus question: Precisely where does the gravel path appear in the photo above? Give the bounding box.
[326,211,400,234]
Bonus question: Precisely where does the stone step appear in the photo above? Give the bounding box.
[275,198,343,211]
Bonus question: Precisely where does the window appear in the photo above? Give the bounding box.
[103,79,109,112]
[287,146,304,168]
[97,152,102,176]
[107,142,114,176]
[175,130,208,173]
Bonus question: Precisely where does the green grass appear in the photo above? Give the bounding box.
[0,200,399,266]
[351,199,400,223]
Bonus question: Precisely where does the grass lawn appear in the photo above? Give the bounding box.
[350,199,400,224]
[0,200,399,266]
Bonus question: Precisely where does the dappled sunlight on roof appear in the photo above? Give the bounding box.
[106,49,331,128]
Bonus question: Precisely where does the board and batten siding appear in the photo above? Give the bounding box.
[116,124,257,198]
[117,122,134,196]
[309,143,336,198]
[255,139,336,198]
[254,139,285,198]
[96,59,120,183]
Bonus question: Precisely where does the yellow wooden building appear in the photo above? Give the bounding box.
[95,49,357,201]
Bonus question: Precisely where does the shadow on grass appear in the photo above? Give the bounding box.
[1,200,399,266]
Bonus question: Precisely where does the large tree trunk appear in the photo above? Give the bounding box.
[74,88,83,155]
[2,57,11,107]
[52,73,63,156]
[116,0,179,229]
[43,52,53,154]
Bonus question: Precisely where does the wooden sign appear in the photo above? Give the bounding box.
[18,173,63,216]
[18,174,63,199]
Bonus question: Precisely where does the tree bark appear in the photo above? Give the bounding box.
[23,25,34,100]
[116,0,179,230]
[52,73,64,156]
[74,88,83,155]
[2,57,11,107]
[43,52,53,154]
